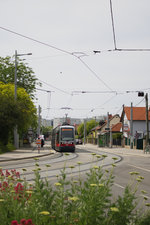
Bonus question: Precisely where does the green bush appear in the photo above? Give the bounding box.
[0,155,150,225]
[0,142,15,154]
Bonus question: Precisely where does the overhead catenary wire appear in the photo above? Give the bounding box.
[0,26,115,92]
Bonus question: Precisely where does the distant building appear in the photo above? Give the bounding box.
[41,119,53,127]
[53,117,83,128]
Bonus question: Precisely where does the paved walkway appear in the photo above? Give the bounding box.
[79,144,150,158]
[0,143,150,162]
[0,143,55,162]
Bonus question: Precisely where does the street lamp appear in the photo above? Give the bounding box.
[14,50,32,149]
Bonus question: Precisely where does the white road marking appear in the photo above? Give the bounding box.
[114,183,125,189]
[127,164,150,173]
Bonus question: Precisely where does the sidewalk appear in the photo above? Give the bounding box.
[79,144,150,158]
[0,143,55,162]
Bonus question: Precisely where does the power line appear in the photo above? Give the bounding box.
[38,79,71,96]
[0,26,115,92]
[78,57,113,91]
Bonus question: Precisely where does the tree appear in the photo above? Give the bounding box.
[0,82,37,146]
[0,56,41,99]
[77,120,98,138]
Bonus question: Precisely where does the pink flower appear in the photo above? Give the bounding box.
[20,219,27,225]
[26,219,34,225]
[11,220,18,225]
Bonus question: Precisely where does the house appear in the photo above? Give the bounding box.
[120,106,150,149]
[96,114,121,147]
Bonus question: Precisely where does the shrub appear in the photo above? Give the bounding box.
[0,155,150,225]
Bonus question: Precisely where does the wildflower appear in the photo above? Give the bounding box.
[145,203,150,207]
[34,158,39,161]
[64,153,70,156]
[138,176,144,180]
[129,171,140,175]
[93,165,99,169]
[112,164,117,167]
[102,154,108,158]
[54,182,62,186]
[141,190,147,194]
[69,165,75,169]
[5,169,11,177]
[136,178,142,182]
[26,219,34,225]
[39,211,50,215]
[105,169,109,173]
[110,207,119,212]
[11,221,18,225]
[68,196,79,201]
[20,219,26,225]
[46,164,51,167]
[26,190,33,194]
[143,196,148,201]
[91,153,96,156]
[22,168,27,172]
[0,199,4,202]
[77,161,82,165]
[99,184,104,187]
[96,155,102,158]
[90,184,97,187]
[73,180,78,184]
[112,157,118,161]
[35,163,39,167]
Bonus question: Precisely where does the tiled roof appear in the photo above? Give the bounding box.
[124,107,150,121]
[111,122,122,132]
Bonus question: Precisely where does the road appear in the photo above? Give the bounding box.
[1,145,150,205]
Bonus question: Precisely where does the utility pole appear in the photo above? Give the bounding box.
[145,93,149,145]
[130,102,133,149]
[84,119,86,145]
[14,50,32,149]
[107,112,110,147]
[37,105,41,137]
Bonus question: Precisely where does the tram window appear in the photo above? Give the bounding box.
[61,128,74,141]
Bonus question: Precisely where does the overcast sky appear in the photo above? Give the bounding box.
[0,0,150,120]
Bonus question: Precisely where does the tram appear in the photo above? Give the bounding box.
[51,124,75,152]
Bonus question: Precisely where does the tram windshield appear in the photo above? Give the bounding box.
[61,128,74,141]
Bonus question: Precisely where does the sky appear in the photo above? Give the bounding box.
[0,0,150,120]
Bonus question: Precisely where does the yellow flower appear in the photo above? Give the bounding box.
[141,190,147,194]
[77,161,82,165]
[39,211,50,215]
[136,178,142,182]
[64,153,70,156]
[34,158,39,161]
[112,164,117,167]
[138,176,144,180]
[46,164,51,167]
[102,154,108,158]
[99,184,104,187]
[26,190,33,194]
[68,196,79,201]
[69,165,75,169]
[91,153,96,156]
[145,203,150,207]
[110,207,119,212]
[90,184,97,187]
[93,166,99,169]
[112,157,118,161]
[96,155,102,158]
[35,163,39,167]
[54,182,62,186]
[0,199,4,202]
[143,196,148,201]
[129,171,140,175]
[22,168,27,171]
